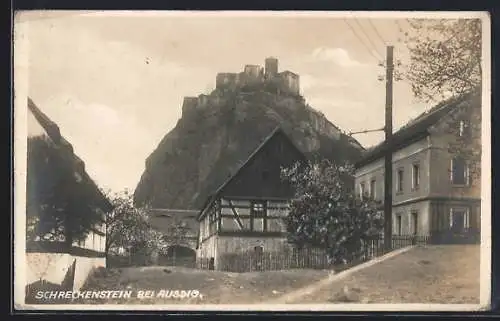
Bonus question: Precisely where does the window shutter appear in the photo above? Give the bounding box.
[450,159,454,182]
[464,163,470,186]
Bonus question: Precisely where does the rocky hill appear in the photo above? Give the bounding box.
[133,87,365,210]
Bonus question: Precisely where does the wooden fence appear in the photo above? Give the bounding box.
[197,235,430,273]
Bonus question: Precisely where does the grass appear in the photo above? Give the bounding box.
[288,244,480,304]
[72,266,332,304]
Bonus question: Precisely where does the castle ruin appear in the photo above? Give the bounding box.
[182,57,301,117]
[215,57,300,95]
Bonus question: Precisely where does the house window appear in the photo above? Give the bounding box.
[450,207,470,231]
[251,201,266,232]
[369,179,376,199]
[251,201,266,217]
[411,211,418,235]
[459,120,470,137]
[359,182,366,199]
[412,163,420,190]
[395,214,402,235]
[451,157,469,185]
[396,168,404,193]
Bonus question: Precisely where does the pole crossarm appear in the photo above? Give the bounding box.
[348,127,385,136]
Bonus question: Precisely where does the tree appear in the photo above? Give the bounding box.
[404,18,482,102]
[162,221,191,265]
[404,19,482,185]
[26,136,106,246]
[105,190,166,262]
[281,159,383,265]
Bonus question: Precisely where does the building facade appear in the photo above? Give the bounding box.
[196,127,307,270]
[147,208,199,266]
[354,91,481,243]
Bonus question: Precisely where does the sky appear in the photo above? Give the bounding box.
[16,11,450,193]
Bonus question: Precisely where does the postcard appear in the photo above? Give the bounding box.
[13,10,491,311]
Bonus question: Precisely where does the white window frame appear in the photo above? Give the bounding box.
[450,157,470,186]
[410,211,418,235]
[411,163,420,190]
[459,120,469,137]
[396,168,404,193]
[359,182,366,199]
[449,207,470,229]
[369,179,376,199]
[395,214,403,236]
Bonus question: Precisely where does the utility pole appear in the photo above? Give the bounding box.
[348,45,395,252]
[384,46,394,252]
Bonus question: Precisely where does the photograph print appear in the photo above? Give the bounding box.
[13,10,491,311]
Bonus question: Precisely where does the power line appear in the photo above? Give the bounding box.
[405,18,416,29]
[395,20,406,33]
[352,18,385,59]
[367,19,387,48]
[343,18,383,62]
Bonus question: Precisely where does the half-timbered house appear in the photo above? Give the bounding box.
[196,127,307,270]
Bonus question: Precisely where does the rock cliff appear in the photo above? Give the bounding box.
[133,88,365,209]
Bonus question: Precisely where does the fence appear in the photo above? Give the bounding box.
[198,235,431,273]
[217,247,330,273]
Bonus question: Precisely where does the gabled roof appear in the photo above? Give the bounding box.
[355,90,479,168]
[197,126,306,220]
[27,97,113,212]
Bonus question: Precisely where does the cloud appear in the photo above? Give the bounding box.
[310,47,363,67]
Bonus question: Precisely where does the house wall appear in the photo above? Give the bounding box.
[196,234,217,262]
[429,199,481,232]
[355,138,432,203]
[219,198,289,232]
[26,225,106,292]
[355,96,481,237]
[217,235,290,255]
[392,200,431,236]
[428,100,481,200]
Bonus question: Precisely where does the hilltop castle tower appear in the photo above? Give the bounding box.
[265,57,278,76]
[213,57,300,96]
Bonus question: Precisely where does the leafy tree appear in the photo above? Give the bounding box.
[404,18,482,102]
[26,136,106,246]
[281,160,383,265]
[403,19,482,182]
[105,190,166,260]
[161,221,191,264]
